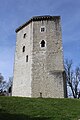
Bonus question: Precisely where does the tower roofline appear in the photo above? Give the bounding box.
[15,15,60,33]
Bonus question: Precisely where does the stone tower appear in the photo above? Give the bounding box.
[12,16,67,98]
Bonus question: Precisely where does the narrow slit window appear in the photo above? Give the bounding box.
[40,40,45,47]
[23,33,26,38]
[22,46,25,52]
[26,55,28,62]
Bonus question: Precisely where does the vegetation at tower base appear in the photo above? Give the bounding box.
[0,97,80,120]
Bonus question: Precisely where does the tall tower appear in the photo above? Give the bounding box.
[12,16,67,98]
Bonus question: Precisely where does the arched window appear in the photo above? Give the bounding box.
[40,40,45,47]
[22,46,25,52]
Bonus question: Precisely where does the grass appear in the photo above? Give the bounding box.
[0,97,80,120]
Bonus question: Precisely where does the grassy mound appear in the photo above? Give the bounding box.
[0,96,80,120]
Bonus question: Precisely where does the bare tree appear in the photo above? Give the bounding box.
[0,73,8,94]
[7,77,13,96]
[65,59,80,98]
[0,73,4,84]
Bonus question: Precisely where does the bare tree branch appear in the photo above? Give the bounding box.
[65,59,80,98]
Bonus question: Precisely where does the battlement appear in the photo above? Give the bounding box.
[16,15,60,32]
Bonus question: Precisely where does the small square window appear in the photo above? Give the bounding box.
[23,33,26,38]
[40,26,46,32]
[41,27,45,32]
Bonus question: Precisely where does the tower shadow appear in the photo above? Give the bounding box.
[0,112,50,120]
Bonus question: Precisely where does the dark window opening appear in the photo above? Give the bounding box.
[40,92,42,98]
[26,55,28,62]
[23,46,25,52]
[41,27,45,32]
[41,40,45,47]
[23,33,26,38]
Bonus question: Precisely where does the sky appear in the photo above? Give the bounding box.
[0,0,80,81]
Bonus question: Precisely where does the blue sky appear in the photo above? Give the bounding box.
[0,0,80,81]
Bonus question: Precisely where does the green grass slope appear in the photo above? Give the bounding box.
[0,97,80,120]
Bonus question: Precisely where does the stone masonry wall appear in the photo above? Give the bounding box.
[31,18,65,98]
[12,16,66,98]
[12,22,33,97]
